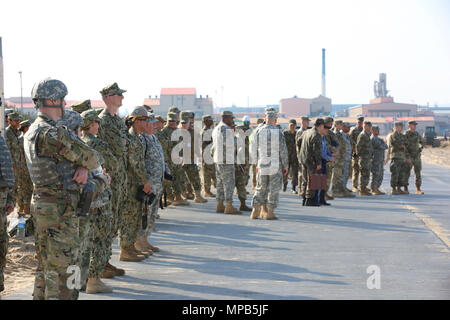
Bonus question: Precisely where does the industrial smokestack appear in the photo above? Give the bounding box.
[321,48,326,97]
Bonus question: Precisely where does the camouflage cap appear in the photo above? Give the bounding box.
[180,111,190,123]
[314,118,325,126]
[167,112,178,122]
[265,110,278,119]
[408,120,418,125]
[31,78,68,103]
[20,119,31,128]
[80,109,101,128]
[256,118,264,124]
[147,112,158,123]
[372,125,380,130]
[202,115,212,122]
[221,110,233,117]
[343,122,352,127]
[289,119,297,125]
[301,116,311,121]
[324,116,334,124]
[334,120,343,125]
[57,110,84,131]
[71,99,92,114]
[156,115,166,124]
[128,106,150,119]
[394,121,403,126]
[100,82,126,97]
[265,107,277,113]
[168,106,181,114]
[357,116,365,122]
[364,121,372,126]
[7,112,23,121]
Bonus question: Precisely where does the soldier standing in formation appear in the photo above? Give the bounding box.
[251,118,265,189]
[404,120,424,194]
[0,134,15,295]
[388,121,410,195]
[283,119,299,194]
[323,117,339,200]
[212,111,241,214]
[24,78,101,300]
[331,120,351,198]
[340,122,356,195]
[250,109,288,219]
[350,116,364,192]
[234,117,252,212]
[295,116,311,197]
[201,115,216,198]
[356,121,374,196]
[370,126,388,195]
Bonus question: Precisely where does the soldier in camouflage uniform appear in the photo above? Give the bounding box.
[5,112,32,216]
[350,116,364,192]
[159,113,189,206]
[323,117,339,200]
[341,122,356,196]
[331,120,348,197]
[137,112,168,254]
[201,115,216,197]
[356,121,374,196]
[19,119,31,134]
[251,118,265,189]
[283,119,298,194]
[388,121,410,195]
[234,117,252,211]
[120,107,153,261]
[370,126,388,195]
[25,78,101,300]
[97,83,129,277]
[179,111,207,203]
[168,106,181,121]
[80,109,117,294]
[250,109,288,219]
[404,120,424,194]
[295,116,311,197]
[71,99,92,114]
[0,135,15,294]
[212,111,241,214]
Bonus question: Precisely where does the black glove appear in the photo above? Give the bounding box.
[164,172,174,181]
[136,185,156,205]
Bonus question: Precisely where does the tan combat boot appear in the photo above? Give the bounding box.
[250,205,261,219]
[216,200,225,213]
[352,187,359,193]
[398,187,407,195]
[371,188,383,195]
[224,202,241,215]
[86,277,113,294]
[332,190,345,198]
[120,245,145,262]
[172,194,190,206]
[239,198,252,212]
[416,187,424,195]
[166,194,173,206]
[359,187,372,196]
[105,262,125,276]
[194,190,208,203]
[264,205,278,220]
[403,186,409,194]
[324,193,334,200]
[182,191,194,200]
[135,238,152,257]
[204,188,216,198]
[100,268,115,279]
[343,189,356,197]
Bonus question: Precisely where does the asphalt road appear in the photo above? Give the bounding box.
[5,162,450,300]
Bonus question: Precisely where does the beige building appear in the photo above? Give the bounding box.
[279,95,331,117]
[349,97,418,118]
[144,88,214,118]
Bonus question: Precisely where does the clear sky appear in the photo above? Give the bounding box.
[1,0,449,109]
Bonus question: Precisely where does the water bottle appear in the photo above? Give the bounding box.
[17,216,26,239]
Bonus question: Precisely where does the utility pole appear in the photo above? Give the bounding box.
[19,71,23,112]
[0,37,5,136]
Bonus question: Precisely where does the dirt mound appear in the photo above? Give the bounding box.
[0,237,37,298]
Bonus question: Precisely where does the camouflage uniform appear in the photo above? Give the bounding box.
[80,116,118,280]
[182,125,202,192]
[298,127,323,199]
[120,126,148,249]
[356,130,373,190]
[97,107,128,260]
[331,126,347,194]
[370,134,388,191]
[140,131,168,237]
[324,125,339,192]
[201,122,216,191]
[283,128,298,190]
[350,125,363,188]
[234,125,251,201]
[212,120,235,202]
[5,114,32,214]
[295,126,309,195]
[250,121,289,208]
[0,135,15,293]
[388,131,409,188]
[404,129,423,189]
[341,129,353,189]
[25,109,101,300]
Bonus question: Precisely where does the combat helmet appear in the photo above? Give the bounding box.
[57,110,84,132]
[31,78,68,109]
[80,109,101,130]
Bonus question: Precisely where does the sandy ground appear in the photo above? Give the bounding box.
[422,141,450,167]
[0,212,37,299]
